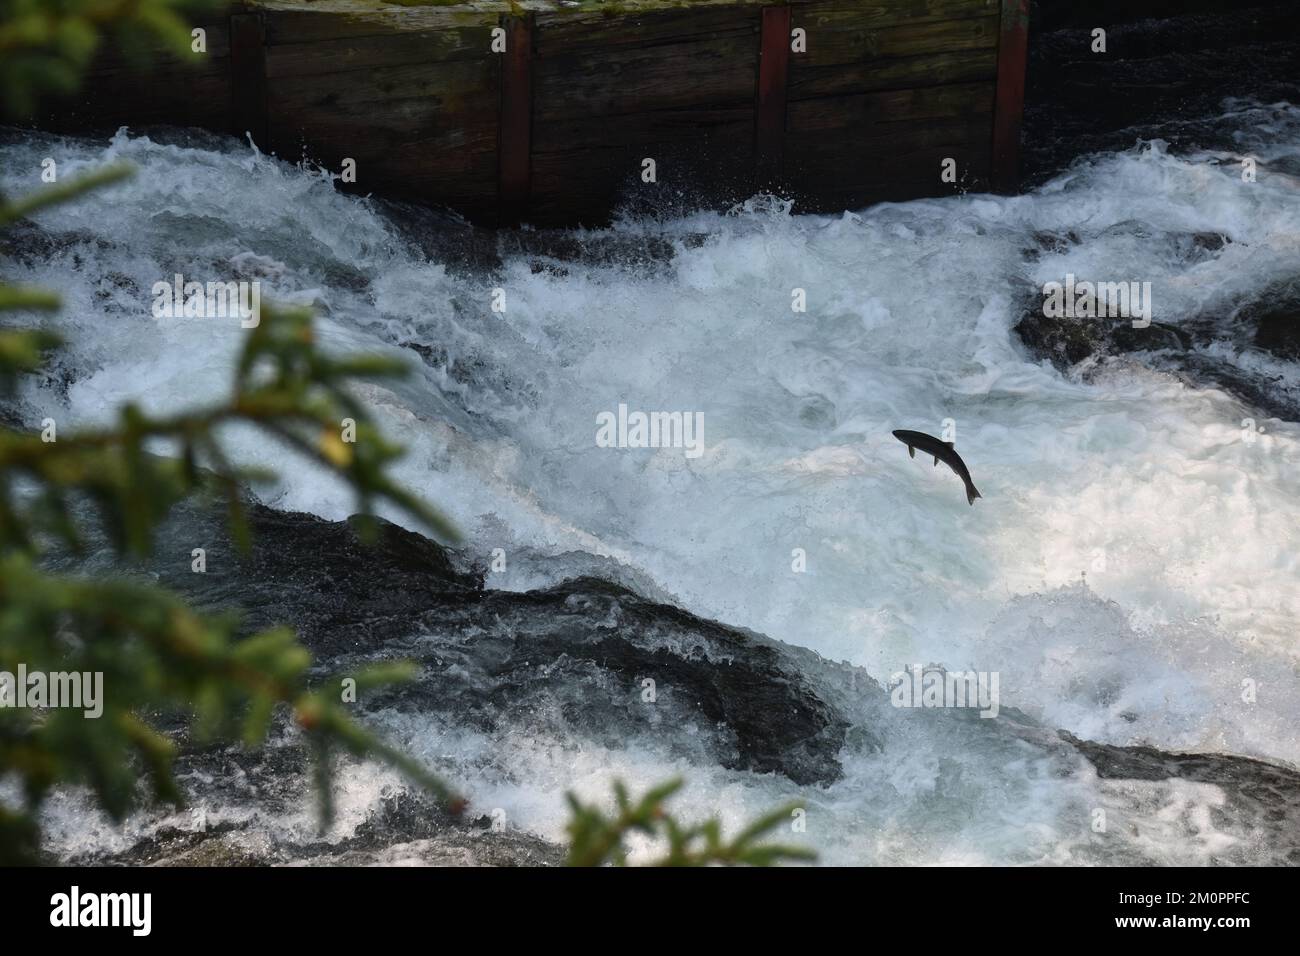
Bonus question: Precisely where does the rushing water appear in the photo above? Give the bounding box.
[3,100,1299,864]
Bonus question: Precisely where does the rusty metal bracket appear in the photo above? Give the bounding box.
[991,0,1030,193]
[756,6,792,189]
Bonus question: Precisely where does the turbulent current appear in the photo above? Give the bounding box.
[3,99,1299,865]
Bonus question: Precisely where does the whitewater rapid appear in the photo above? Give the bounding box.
[4,101,1299,864]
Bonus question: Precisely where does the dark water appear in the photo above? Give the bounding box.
[1025,0,1300,182]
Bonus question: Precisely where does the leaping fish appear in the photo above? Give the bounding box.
[891,429,982,505]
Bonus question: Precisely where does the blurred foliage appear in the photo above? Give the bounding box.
[0,0,466,865]
[0,0,813,869]
[0,0,213,118]
[0,203,465,863]
[566,779,815,867]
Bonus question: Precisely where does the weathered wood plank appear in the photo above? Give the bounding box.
[32,0,1016,227]
[785,74,993,207]
[264,26,495,77]
[531,158,753,224]
[791,114,994,166]
[530,107,754,225]
[795,0,999,31]
[254,0,786,47]
[534,6,759,55]
[264,49,499,219]
[789,47,996,99]
[263,107,498,180]
[266,55,495,113]
[533,30,759,119]
[787,80,995,133]
[258,4,499,45]
[533,106,754,152]
[790,13,1000,68]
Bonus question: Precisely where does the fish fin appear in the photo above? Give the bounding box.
[945,441,955,447]
[967,485,982,506]
[933,456,940,466]
[907,446,915,459]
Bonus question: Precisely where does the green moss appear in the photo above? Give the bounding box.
[361,0,777,11]
[381,0,470,7]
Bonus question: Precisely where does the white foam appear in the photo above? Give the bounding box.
[4,109,1300,862]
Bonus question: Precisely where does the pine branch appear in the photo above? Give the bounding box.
[565,779,816,867]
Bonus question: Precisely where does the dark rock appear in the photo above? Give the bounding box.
[163,505,481,657]
[1014,308,1188,370]
[44,500,1300,866]
[1110,321,1189,353]
[49,500,854,865]
[1015,313,1110,368]
[1015,270,1300,421]
[1251,305,1300,360]
[81,793,566,867]
[413,576,851,786]
[1022,229,1081,262]
[1063,733,1300,864]
[1189,231,1230,254]
[141,500,852,788]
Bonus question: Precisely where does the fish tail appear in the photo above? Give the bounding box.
[967,484,982,506]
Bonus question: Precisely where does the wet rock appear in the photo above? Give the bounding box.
[47,501,853,865]
[1249,303,1300,360]
[143,501,852,788]
[49,503,1300,866]
[1189,231,1230,254]
[1015,312,1108,368]
[375,194,708,280]
[1014,270,1300,421]
[1014,307,1188,369]
[1110,321,1190,353]
[83,824,268,868]
[167,506,479,657]
[81,794,566,867]
[1021,229,1080,262]
[1064,733,1300,864]
[409,577,852,786]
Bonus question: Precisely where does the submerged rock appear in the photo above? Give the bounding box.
[153,503,852,788]
[43,502,1300,866]
[1064,733,1300,865]
[1244,287,1300,362]
[1014,267,1300,421]
[47,501,854,865]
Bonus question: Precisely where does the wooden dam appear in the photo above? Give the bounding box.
[38,0,1031,227]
